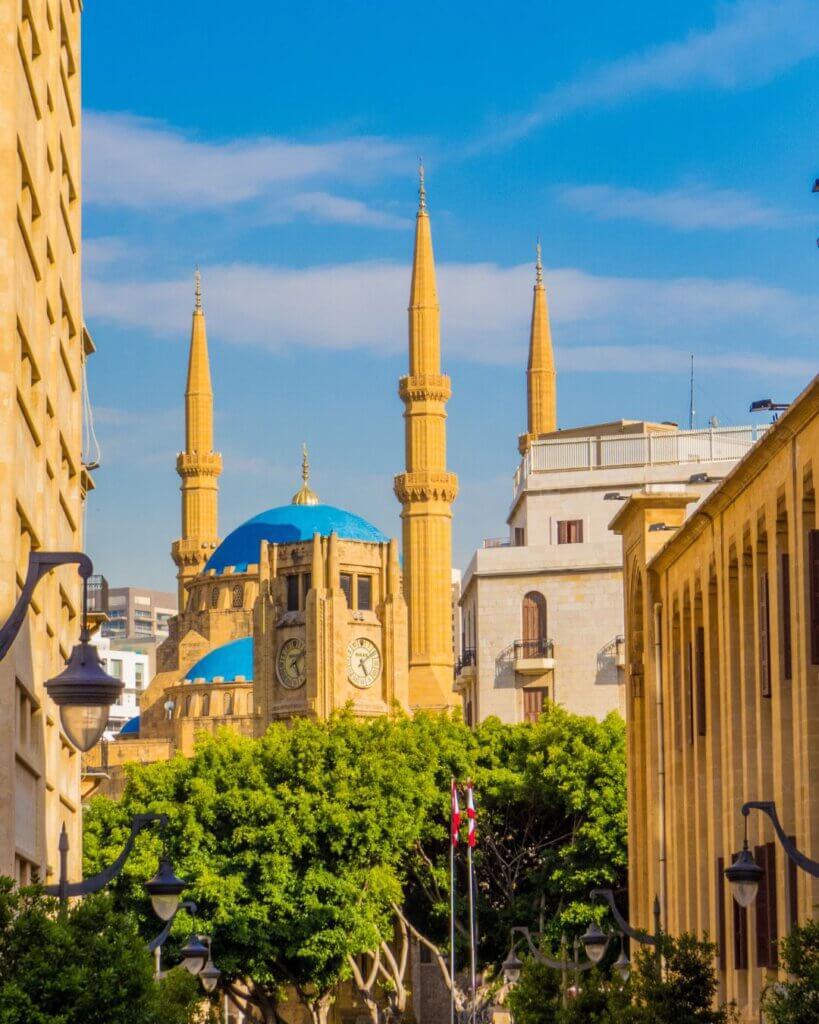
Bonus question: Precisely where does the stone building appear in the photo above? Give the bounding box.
[0,0,91,883]
[456,247,766,725]
[612,374,819,1022]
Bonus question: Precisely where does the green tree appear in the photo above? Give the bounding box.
[0,879,202,1024]
[762,919,819,1023]
[622,933,736,1024]
[506,957,561,1024]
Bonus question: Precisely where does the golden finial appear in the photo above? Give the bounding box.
[418,159,426,213]
[535,239,543,287]
[292,443,319,505]
[194,266,202,311]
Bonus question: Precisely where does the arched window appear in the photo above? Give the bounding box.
[247,695,253,716]
[224,693,234,716]
[201,693,210,716]
[521,592,547,656]
[232,584,243,609]
[211,587,219,608]
[184,694,192,716]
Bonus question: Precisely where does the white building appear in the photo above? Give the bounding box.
[91,635,150,738]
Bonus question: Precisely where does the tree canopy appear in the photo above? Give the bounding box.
[83,707,626,1023]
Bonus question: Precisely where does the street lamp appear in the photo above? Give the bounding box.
[149,902,220,992]
[585,889,661,969]
[199,938,222,993]
[181,932,210,976]
[579,922,608,965]
[726,800,819,907]
[504,927,600,1007]
[501,949,523,986]
[144,855,187,922]
[0,551,123,752]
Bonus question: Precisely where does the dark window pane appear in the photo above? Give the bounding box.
[303,572,311,599]
[357,575,372,611]
[286,574,299,612]
[340,573,353,607]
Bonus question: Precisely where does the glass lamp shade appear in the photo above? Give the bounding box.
[180,933,209,975]
[199,958,221,993]
[45,640,124,752]
[581,922,608,965]
[725,846,764,908]
[614,949,631,982]
[502,949,523,985]
[144,857,186,921]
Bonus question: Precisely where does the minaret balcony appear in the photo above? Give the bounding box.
[398,374,452,404]
[513,638,555,675]
[176,451,223,477]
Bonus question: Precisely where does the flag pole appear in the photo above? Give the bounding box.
[450,778,457,1024]
[466,781,477,1024]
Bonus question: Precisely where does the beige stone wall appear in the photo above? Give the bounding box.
[0,0,86,883]
[615,376,819,1023]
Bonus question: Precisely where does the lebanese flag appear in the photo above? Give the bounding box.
[451,779,460,847]
[467,782,477,848]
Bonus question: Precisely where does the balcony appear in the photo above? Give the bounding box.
[455,648,477,686]
[513,638,555,675]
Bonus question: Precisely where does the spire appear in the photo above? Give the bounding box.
[408,163,439,374]
[521,239,557,450]
[185,269,213,452]
[292,444,319,506]
[194,266,202,311]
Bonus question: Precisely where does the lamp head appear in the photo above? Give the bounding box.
[502,948,523,986]
[45,640,123,751]
[144,856,186,921]
[180,933,209,975]
[581,921,608,965]
[199,958,221,993]
[725,844,764,908]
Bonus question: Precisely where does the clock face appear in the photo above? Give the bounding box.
[276,638,306,690]
[346,638,381,689]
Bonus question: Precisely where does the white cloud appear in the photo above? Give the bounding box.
[558,182,796,231]
[84,112,415,223]
[84,258,819,377]
[478,0,819,148]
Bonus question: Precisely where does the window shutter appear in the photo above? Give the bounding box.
[759,571,771,697]
[787,836,798,932]
[766,842,779,968]
[781,554,792,681]
[733,850,749,970]
[687,641,694,744]
[755,844,770,966]
[696,626,706,736]
[717,856,727,971]
[809,531,819,665]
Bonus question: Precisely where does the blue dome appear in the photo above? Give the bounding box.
[204,503,389,573]
[185,637,253,683]
[119,714,140,736]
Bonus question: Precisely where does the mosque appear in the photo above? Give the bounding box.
[101,170,476,778]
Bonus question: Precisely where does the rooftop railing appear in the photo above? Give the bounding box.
[513,424,768,498]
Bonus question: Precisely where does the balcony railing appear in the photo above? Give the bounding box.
[456,648,477,675]
[513,638,554,660]
[513,423,768,498]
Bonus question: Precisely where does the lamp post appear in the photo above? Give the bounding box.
[584,889,661,972]
[149,900,221,992]
[42,812,185,909]
[725,800,819,908]
[0,551,123,752]
[503,926,602,1007]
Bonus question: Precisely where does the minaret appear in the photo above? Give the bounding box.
[394,165,459,710]
[171,270,222,609]
[518,241,557,454]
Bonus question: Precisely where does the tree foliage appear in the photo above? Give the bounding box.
[0,879,202,1024]
[762,919,819,1024]
[83,707,626,1023]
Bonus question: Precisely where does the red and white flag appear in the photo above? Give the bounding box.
[466,781,477,848]
[451,779,460,847]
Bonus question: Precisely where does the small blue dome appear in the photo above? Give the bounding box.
[204,503,389,573]
[119,714,140,736]
[185,637,253,683]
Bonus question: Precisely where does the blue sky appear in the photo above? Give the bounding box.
[81,0,819,592]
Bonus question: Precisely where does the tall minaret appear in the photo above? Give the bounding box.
[394,166,459,710]
[518,241,557,454]
[171,270,222,609]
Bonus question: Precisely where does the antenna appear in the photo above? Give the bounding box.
[688,354,695,431]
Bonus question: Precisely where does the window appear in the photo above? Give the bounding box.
[340,573,353,607]
[232,584,243,609]
[755,842,778,968]
[224,693,233,716]
[210,586,219,608]
[695,627,706,737]
[201,694,210,717]
[135,664,145,686]
[514,527,525,547]
[523,687,548,723]
[184,695,192,716]
[521,592,547,657]
[109,659,122,680]
[759,571,771,697]
[357,575,372,611]
[286,574,299,612]
[557,519,584,544]
[781,554,792,680]
[302,573,312,600]
[716,857,727,971]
